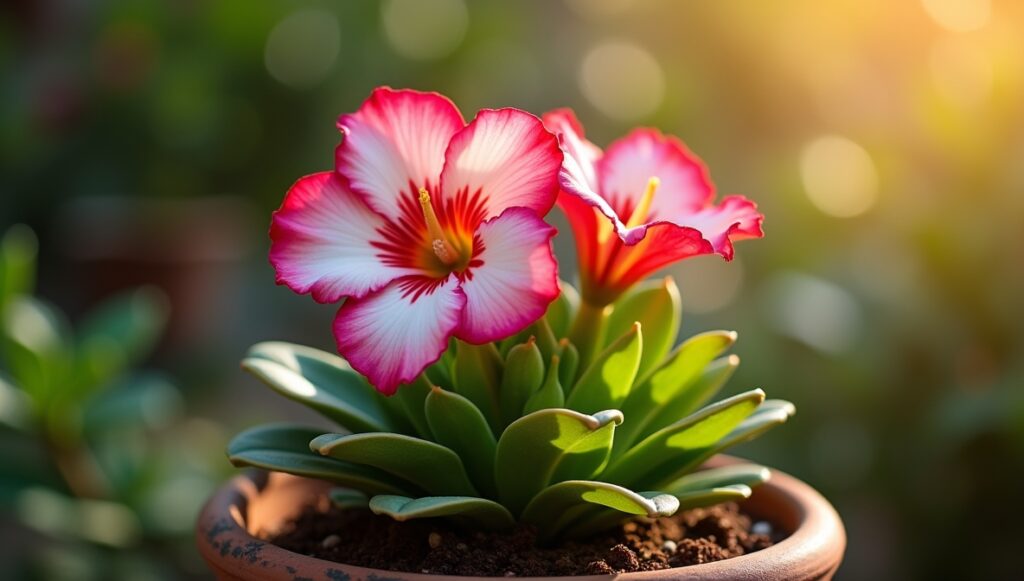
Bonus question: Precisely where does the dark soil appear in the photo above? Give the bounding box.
[265,501,783,576]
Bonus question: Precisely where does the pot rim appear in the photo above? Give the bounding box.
[196,455,845,580]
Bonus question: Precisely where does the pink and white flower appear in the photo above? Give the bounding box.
[543,109,764,306]
[270,88,563,394]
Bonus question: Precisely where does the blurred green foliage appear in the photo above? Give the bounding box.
[0,226,228,580]
[2,1,1023,579]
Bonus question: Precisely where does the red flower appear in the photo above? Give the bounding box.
[544,109,763,306]
[270,88,563,394]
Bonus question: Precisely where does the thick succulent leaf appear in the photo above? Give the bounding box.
[615,332,738,456]
[495,408,623,516]
[391,375,433,438]
[600,389,764,489]
[425,387,498,498]
[544,281,580,340]
[452,342,503,433]
[717,399,796,449]
[329,488,369,509]
[664,464,771,496]
[560,491,681,540]
[523,355,565,414]
[370,495,515,530]
[521,480,678,540]
[675,484,752,510]
[565,323,642,414]
[499,338,545,427]
[311,432,477,496]
[604,278,681,381]
[243,342,395,433]
[227,424,414,495]
[74,287,168,394]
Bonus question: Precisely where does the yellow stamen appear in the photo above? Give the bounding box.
[625,176,660,229]
[419,188,459,265]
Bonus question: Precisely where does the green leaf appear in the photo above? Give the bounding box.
[615,332,738,456]
[544,281,580,340]
[369,495,515,530]
[391,375,433,438]
[227,424,414,495]
[716,399,796,450]
[311,432,477,496]
[521,480,678,541]
[0,224,37,308]
[557,339,579,396]
[663,464,771,496]
[82,373,182,432]
[565,323,642,414]
[0,372,31,429]
[499,338,545,426]
[329,488,369,510]
[604,278,681,381]
[560,490,681,540]
[74,287,169,395]
[523,355,565,414]
[674,484,752,510]
[1,296,72,405]
[495,408,623,516]
[600,389,765,489]
[242,342,395,434]
[452,342,502,433]
[425,387,498,498]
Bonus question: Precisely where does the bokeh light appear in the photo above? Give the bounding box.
[381,0,469,61]
[264,9,341,90]
[920,0,991,33]
[761,272,863,354]
[579,40,665,121]
[800,135,879,218]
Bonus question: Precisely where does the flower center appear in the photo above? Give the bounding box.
[624,176,660,229]
[418,188,461,266]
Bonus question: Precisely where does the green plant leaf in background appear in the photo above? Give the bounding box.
[329,488,369,510]
[74,287,169,397]
[1,296,73,407]
[390,374,433,438]
[544,280,580,340]
[663,463,771,496]
[0,225,37,309]
[369,494,515,530]
[565,322,642,414]
[242,342,397,434]
[673,484,753,511]
[425,387,498,498]
[604,278,681,381]
[557,339,579,394]
[311,432,477,496]
[227,424,414,495]
[495,408,623,516]
[600,389,765,489]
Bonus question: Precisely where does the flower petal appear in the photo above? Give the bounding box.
[543,109,602,197]
[333,275,466,395]
[455,208,559,344]
[598,128,714,222]
[270,172,411,303]
[336,87,465,220]
[608,222,714,292]
[440,108,562,228]
[682,195,764,260]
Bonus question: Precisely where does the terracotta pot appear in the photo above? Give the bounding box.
[196,456,845,580]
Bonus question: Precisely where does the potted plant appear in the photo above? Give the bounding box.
[196,88,845,579]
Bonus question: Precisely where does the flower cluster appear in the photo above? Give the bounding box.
[232,87,789,539]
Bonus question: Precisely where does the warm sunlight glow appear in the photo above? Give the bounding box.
[800,135,879,218]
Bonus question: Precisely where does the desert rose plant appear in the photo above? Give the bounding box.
[229,87,794,542]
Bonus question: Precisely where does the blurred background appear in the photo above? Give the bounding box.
[2,0,1022,579]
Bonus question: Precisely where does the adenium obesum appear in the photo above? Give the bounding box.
[269,87,763,395]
